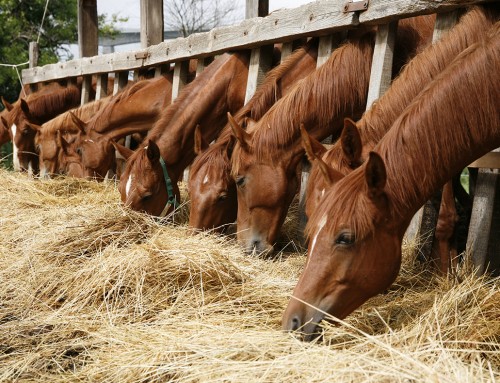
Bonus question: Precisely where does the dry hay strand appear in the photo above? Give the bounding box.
[0,168,498,383]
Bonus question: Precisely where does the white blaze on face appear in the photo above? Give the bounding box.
[11,124,20,171]
[202,174,209,184]
[126,174,134,199]
[305,214,328,271]
[321,188,325,198]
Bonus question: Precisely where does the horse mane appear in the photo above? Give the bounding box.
[358,5,497,146]
[191,40,319,177]
[147,53,233,141]
[318,5,496,174]
[308,21,500,240]
[245,38,319,121]
[12,85,81,122]
[41,97,111,134]
[231,30,375,176]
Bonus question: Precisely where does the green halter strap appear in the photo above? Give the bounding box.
[159,156,179,217]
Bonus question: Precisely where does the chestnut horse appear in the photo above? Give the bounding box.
[188,39,319,232]
[116,51,251,217]
[32,96,112,178]
[70,73,174,180]
[303,6,498,272]
[230,16,435,254]
[1,84,81,173]
[282,22,500,341]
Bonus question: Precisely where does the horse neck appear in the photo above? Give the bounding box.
[380,32,500,229]
[154,52,249,176]
[358,6,497,150]
[89,77,170,134]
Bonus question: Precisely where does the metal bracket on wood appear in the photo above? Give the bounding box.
[343,0,369,13]
[135,51,150,60]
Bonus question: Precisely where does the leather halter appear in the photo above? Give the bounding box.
[159,156,179,217]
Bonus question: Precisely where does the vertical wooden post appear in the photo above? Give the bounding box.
[140,0,164,48]
[244,45,274,104]
[172,61,189,101]
[28,42,39,93]
[80,75,92,105]
[78,0,98,58]
[466,148,500,275]
[366,21,398,109]
[246,0,269,18]
[113,72,129,96]
[95,73,109,100]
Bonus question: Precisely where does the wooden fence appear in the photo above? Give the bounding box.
[21,0,499,273]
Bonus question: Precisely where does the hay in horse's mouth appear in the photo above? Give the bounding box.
[0,167,498,382]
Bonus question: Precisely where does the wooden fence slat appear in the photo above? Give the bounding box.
[95,73,108,100]
[113,71,129,96]
[469,152,500,169]
[80,75,92,105]
[466,148,500,275]
[366,21,398,109]
[280,42,294,61]
[172,60,190,101]
[244,45,274,104]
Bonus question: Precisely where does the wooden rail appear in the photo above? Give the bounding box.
[21,0,495,84]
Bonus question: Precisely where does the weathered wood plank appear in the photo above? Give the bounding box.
[28,42,39,93]
[23,0,357,84]
[359,0,495,24]
[95,73,108,100]
[78,0,98,57]
[172,60,189,101]
[469,152,500,169]
[366,21,398,109]
[244,45,274,104]
[141,0,164,48]
[466,167,499,275]
[80,75,92,105]
[113,71,129,96]
[246,0,269,18]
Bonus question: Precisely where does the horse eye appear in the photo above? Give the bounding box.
[335,232,355,246]
[217,192,228,202]
[141,193,152,202]
[22,129,29,136]
[76,147,82,156]
[235,176,245,187]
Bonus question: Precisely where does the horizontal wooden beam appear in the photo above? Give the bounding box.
[22,0,496,84]
[359,0,496,24]
[468,152,500,169]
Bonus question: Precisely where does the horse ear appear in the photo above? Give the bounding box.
[57,131,70,154]
[1,116,9,130]
[20,98,31,116]
[365,152,387,208]
[300,124,343,186]
[146,140,160,163]
[194,124,208,155]
[341,118,363,168]
[111,140,134,160]
[300,123,326,162]
[69,112,86,133]
[1,96,14,112]
[27,122,42,132]
[227,112,251,151]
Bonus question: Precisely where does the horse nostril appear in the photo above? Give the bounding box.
[251,240,260,249]
[291,316,301,331]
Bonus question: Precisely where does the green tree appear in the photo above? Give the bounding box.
[0,0,125,168]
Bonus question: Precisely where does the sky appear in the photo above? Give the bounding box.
[65,0,313,58]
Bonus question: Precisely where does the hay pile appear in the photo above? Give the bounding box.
[0,168,498,382]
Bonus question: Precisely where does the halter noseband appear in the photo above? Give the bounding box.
[159,156,179,217]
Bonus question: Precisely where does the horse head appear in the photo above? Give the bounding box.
[0,114,12,146]
[188,126,237,233]
[229,112,303,255]
[9,98,39,173]
[282,152,402,341]
[117,139,180,217]
[57,131,85,178]
[303,119,365,218]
